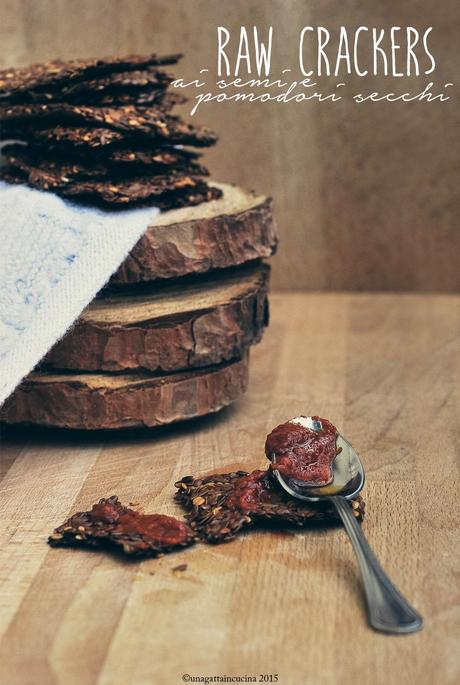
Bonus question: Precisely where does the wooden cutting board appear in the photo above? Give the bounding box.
[45,263,269,372]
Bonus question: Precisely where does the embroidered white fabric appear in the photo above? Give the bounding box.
[0,181,159,405]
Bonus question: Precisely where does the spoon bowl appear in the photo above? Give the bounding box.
[273,429,365,501]
[272,416,423,635]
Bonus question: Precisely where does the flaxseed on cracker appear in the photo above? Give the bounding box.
[0,53,181,101]
[0,165,221,208]
[48,495,196,557]
[0,104,218,144]
[2,143,209,181]
[175,470,365,543]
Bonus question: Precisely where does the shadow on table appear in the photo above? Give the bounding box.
[0,403,240,449]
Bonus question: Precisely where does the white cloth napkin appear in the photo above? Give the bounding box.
[0,181,159,405]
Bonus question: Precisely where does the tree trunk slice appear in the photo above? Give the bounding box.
[110,182,278,284]
[1,355,249,430]
[45,264,269,372]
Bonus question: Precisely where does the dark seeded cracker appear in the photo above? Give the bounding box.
[0,167,222,209]
[2,144,209,180]
[0,164,213,200]
[48,495,196,557]
[0,104,217,142]
[0,54,181,100]
[175,470,365,543]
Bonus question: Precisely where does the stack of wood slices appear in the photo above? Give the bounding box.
[0,54,278,430]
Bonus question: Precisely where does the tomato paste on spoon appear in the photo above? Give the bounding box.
[265,416,341,486]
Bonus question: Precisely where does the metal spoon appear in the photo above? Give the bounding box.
[272,416,423,634]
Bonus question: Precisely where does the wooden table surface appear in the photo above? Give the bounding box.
[0,293,459,685]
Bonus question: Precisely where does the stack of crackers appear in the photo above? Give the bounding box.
[0,54,279,430]
[0,53,219,208]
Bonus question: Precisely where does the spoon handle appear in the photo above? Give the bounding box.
[332,496,423,634]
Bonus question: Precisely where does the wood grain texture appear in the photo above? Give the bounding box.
[110,183,278,284]
[0,355,250,429]
[44,263,269,372]
[0,293,459,685]
[0,0,458,291]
